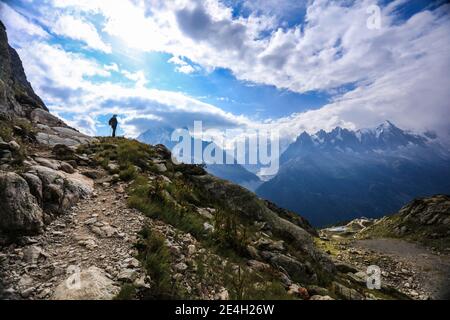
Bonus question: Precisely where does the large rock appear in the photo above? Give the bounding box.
[36,132,79,147]
[270,253,315,284]
[52,127,90,140]
[0,171,43,235]
[30,109,64,127]
[34,157,60,170]
[21,172,43,205]
[52,266,120,300]
[35,128,94,147]
[27,165,93,214]
[52,144,76,160]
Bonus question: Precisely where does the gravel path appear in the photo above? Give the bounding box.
[0,179,146,299]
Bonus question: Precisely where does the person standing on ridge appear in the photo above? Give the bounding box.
[108,115,118,137]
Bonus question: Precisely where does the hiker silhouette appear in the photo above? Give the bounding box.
[108,115,118,137]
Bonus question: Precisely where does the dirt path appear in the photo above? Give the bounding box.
[353,238,450,299]
[0,179,147,299]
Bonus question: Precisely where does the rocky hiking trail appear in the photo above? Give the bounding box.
[0,165,146,299]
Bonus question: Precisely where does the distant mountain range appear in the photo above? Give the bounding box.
[256,121,450,226]
[137,126,262,191]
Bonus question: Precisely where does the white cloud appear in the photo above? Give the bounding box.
[120,70,147,87]
[168,55,196,74]
[176,64,195,74]
[64,114,97,136]
[0,2,49,45]
[50,15,111,53]
[104,62,119,72]
[16,41,110,106]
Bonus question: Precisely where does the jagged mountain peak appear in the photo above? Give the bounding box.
[286,121,430,158]
[377,119,397,129]
[259,119,450,227]
[370,120,406,138]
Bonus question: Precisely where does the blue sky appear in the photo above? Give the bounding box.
[0,0,449,143]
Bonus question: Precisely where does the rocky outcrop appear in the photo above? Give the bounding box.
[26,165,93,215]
[0,171,44,235]
[270,254,315,284]
[394,195,450,233]
[0,137,13,163]
[0,21,96,240]
[185,169,338,285]
[0,20,94,146]
[359,195,450,250]
[34,124,94,147]
[192,175,316,253]
[29,109,65,127]
[0,21,47,119]
[264,200,318,237]
[0,161,93,238]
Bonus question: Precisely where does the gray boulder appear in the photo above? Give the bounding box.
[35,132,79,147]
[21,172,43,205]
[27,165,93,214]
[270,253,315,284]
[8,140,20,151]
[30,109,64,127]
[0,171,43,235]
[52,144,76,160]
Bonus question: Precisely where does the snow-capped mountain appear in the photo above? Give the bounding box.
[257,121,450,226]
[281,121,430,161]
[137,126,261,191]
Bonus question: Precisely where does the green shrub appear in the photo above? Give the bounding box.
[211,209,250,257]
[119,164,137,181]
[223,264,293,300]
[114,284,137,300]
[78,138,155,172]
[0,120,13,142]
[98,157,110,170]
[14,118,36,137]
[166,178,201,205]
[116,138,154,169]
[127,176,205,239]
[136,228,179,299]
